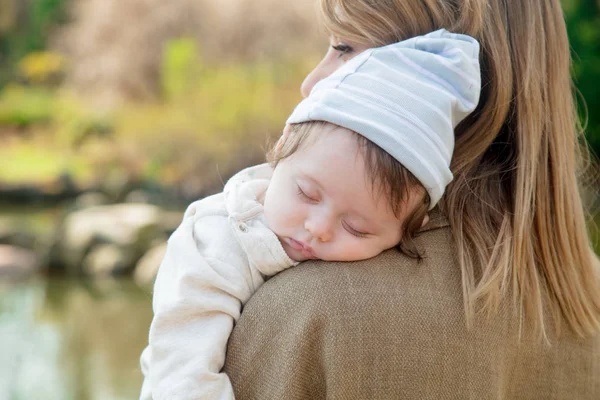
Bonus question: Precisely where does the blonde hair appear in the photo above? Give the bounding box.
[268,121,430,259]
[319,0,600,339]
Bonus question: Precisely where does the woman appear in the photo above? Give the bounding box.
[224,0,600,398]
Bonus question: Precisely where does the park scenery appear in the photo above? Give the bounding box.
[0,0,598,398]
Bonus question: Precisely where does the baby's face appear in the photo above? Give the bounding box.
[263,125,420,262]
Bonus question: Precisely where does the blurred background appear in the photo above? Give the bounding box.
[0,0,598,399]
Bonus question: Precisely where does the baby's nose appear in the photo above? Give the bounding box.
[305,217,333,243]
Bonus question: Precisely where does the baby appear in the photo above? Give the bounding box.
[140,29,480,400]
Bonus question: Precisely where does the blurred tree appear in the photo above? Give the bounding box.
[161,38,201,102]
[0,0,597,152]
[0,0,69,87]
[563,0,600,155]
[0,0,17,34]
[52,0,321,106]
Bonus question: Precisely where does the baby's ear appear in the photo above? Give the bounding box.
[420,213,430,228]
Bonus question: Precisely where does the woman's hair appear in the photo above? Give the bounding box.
[268,121,430,258]
[319,0,600,339]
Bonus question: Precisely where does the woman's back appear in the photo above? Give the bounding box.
[224,0,600,397]
[225,215,600,399]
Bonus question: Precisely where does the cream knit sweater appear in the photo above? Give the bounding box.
[139,164,296,400]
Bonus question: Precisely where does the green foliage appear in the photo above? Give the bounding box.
[564,0,600,154]
[0,56,309,190]
[0,84,54,127]
[161,38,201,101]
[0,0,69,86]
[17,50,65,84]
[116,56,307,189]
[0,84,111,185]
[0,0,597,201]
[0,141,73,184]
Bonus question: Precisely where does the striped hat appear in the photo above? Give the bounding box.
[286,29,481,208]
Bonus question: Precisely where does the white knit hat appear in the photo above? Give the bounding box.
[286,29,481,208]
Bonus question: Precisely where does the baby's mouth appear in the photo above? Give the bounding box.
[287,238,316,259]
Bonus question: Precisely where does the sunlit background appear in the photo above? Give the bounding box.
[0,0,598,399]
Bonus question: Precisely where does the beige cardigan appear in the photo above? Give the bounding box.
[224,213,600,399]
[140,164,296,400]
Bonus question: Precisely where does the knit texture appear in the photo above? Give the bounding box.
[224,212,600,399]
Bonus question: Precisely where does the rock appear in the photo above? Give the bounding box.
[73,191,111,210]
[54,203,164,276]
[159,210,184,236]
[133,242,167,286]
[0,245,40,280]
[124,190,151,204]
[0,224,37,250]
[100,171,131,203]
[82,243,130,277]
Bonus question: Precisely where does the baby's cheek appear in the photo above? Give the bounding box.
[264,197,293,234]
[263,201,279,231]
[346,240,391,261]
[262,193,277,228]
[326,240,370,262]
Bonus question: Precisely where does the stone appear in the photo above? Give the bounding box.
[54,203,164,275]
[0,245,40,280]
[82,244,129,277]
[73,191,110,210]
[133,242,167,286]
[159,210,184,236]
[0,225,37,250]
[124,190,151,204]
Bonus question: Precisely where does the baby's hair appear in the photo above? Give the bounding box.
[267,121,430,259]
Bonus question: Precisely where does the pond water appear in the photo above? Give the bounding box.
[0,278,153,400]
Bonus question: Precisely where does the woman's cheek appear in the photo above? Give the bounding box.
[301,51,344,97]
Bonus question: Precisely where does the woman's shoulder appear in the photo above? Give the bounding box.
[256,221,460,316]
[227,221,600,400]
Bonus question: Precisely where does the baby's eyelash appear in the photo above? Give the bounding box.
[297,186,317,202]
[343,221,369,238]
